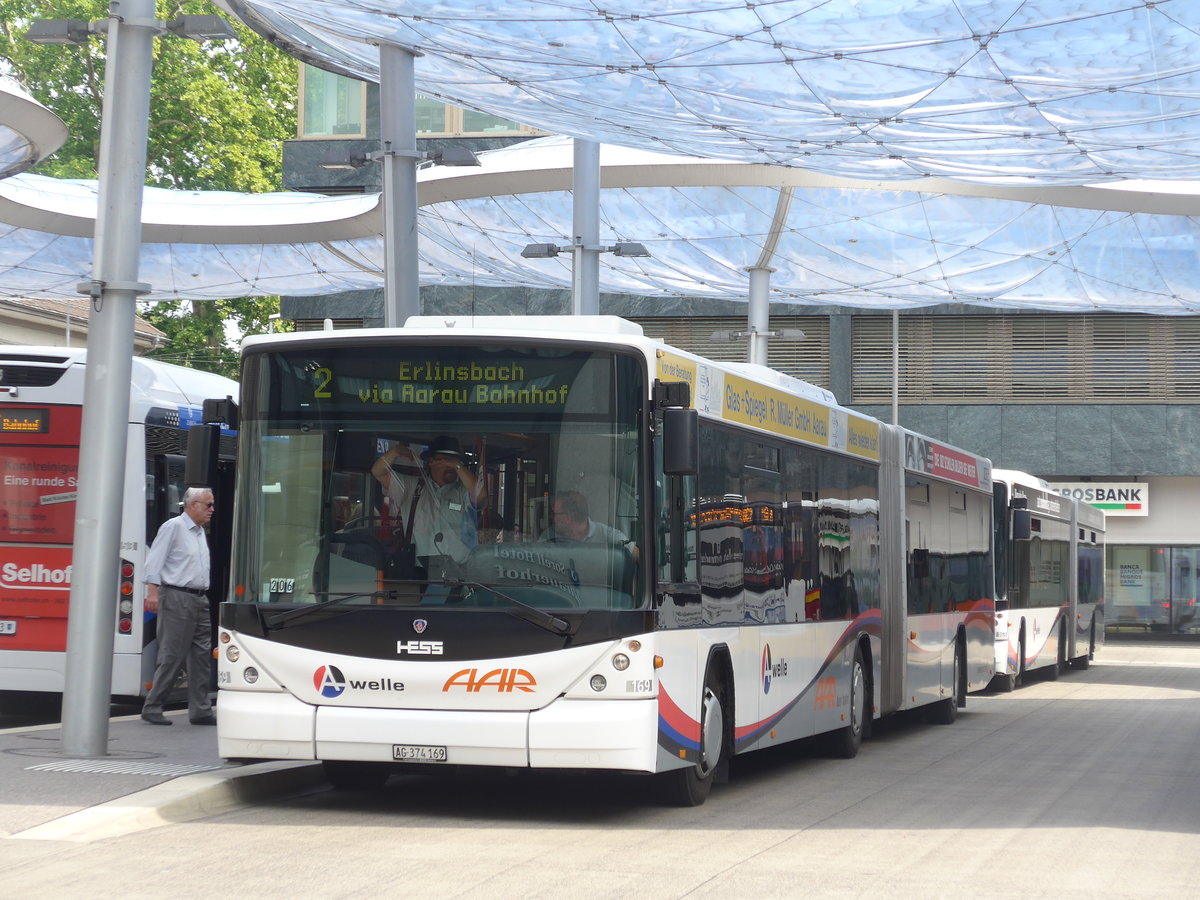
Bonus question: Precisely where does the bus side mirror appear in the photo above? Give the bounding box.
[662,408,698,475]
[1012,509,1032,541]
[185,424,220,488]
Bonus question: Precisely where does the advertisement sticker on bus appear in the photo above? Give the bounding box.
[904,433,989,489]
[0,546,72,616]
[723,372,830,447]
[0,445,79,543]
[655,352,697,402]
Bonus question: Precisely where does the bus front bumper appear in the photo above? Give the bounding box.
[216,690,660,773]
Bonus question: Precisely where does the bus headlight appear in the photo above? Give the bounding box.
[226,645,240,663]
[612,653,630,671]
[243,667,259,684]
[590,674,607,692]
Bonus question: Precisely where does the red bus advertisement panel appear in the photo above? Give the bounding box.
[1,404,80,651]
[0,405,81,543]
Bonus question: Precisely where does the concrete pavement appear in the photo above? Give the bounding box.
[0,638,1195,857]
[0,708,323,842]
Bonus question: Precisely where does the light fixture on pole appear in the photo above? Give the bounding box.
[520,240,651,259]
[710,327,806,343]
[26,13,235,45]
[318,146,481,172]
[23,18,93,44]
[317,150,372,171]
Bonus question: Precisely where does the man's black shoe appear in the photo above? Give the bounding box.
[190,715,217,726]
[141,712,172,726]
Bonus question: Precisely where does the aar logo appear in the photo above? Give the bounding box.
[313,664,347,698]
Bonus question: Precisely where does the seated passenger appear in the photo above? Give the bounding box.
[541,491,638,562]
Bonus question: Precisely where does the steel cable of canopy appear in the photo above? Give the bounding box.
[224,0,1200,185]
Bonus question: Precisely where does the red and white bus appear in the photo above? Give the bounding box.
[215,317,994,804]
[990,469,1105,689]
[0,347,237,700]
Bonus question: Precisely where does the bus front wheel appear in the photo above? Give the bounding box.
[659,669,726,806]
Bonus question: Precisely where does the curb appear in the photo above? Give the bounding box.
[10,760,325,843]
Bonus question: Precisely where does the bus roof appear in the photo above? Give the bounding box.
[0,345,237,410]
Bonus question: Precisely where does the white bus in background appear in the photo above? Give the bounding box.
[1072,498,1106,667]
[990,469,1105,689]
[215,316,994,805]
[0,347,237,701]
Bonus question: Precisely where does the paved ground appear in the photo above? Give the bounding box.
[0,640,1196,899]
[0,708,321,840]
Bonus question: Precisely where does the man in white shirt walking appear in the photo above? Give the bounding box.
[140,487,216,726]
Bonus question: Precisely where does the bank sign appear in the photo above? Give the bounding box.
[1049,482,1148,517]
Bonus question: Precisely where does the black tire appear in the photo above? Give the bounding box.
[995,672,1017,692]
[927,643,962,725]
[1073,620,1094,670]
[659,667,727,806]
[323,760,392,791]
[1015,630,1026,688]
[826,643,867,758]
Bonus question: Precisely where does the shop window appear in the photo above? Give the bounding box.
[416,94,540,137]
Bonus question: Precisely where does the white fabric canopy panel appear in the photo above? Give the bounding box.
[227,0,1200,185]
[3,137,1200,311]
[0,77,67,179]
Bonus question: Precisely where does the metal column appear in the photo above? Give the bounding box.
[61,0,156,758]
[378,43,420,327]
[746,266,772,365]
[571,139,600,315]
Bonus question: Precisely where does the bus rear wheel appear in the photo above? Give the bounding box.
[323,760,392,791]
[826,644,867,758]
[1073,620,1095,670]
[659,670,726,806]
[927,644,962,726]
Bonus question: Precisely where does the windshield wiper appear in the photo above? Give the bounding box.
[263,591,386,629]
[441,578,573,636]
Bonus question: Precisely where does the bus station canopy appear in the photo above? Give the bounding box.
[0,77,66,180]
[4,2,1200,310]
[5,135,1200,312]
[227,0,1200,185]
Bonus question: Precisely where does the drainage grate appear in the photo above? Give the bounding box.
[25,759,222,777]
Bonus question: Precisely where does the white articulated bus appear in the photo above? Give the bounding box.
[990,469,1105,689]
[216,317,994,804]
[0,347,237,700]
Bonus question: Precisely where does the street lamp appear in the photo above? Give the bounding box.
[520,240,651,258]
[317,145,481,171]
[26,13,234,46]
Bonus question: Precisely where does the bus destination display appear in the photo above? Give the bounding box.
[271,347,625,417]
[1,408,49,434]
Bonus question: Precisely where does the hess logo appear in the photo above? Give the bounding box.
[313,664,346,698]
[442,668,536,693]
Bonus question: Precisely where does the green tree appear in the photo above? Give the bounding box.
[0,0,298,375]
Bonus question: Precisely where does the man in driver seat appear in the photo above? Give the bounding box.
[542,491,637,562]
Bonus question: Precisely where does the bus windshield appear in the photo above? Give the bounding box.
[233,342,645,612]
